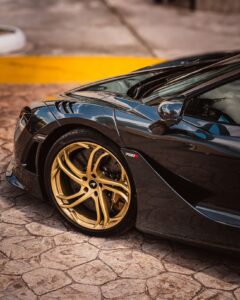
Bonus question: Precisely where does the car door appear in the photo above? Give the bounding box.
[116,76,240,220]
[182,77,240,213]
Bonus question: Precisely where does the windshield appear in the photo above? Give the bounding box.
[68,72,158,97]
[143,63,240,106]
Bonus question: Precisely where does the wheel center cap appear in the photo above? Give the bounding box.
[89,180,98,189]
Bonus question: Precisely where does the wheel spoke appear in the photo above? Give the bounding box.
[98,187,110,226]
[63,150,86,179]
[92,194,101,226]
[93,152,109,174]
[51,166,59,178]
[120,165,127,182]
[57,156,87,187]
[76,142,90,149]
[102,185,129,203]
[111,192,116,208]
[97,176,129,193]
[110,215,123,222]
[70,209,81,224]
[86,146,100,177]
[60,189,94,208]
[56,189,84,201]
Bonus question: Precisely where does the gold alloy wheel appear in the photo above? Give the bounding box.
[51,142,131,230]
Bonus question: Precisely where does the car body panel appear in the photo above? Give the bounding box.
[122,148,240,252]
[45,98,123,146]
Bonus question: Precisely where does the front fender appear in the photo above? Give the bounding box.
[46,101,124,146]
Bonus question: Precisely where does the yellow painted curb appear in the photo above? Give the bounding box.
[0,56,165,84]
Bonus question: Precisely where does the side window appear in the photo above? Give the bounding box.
[184,79,240,125]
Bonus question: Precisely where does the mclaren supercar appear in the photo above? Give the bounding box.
[7,51,240,251]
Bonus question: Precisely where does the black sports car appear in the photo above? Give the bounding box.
[7,52,240,251]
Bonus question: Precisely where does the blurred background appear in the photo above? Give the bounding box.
[0,0,239,84]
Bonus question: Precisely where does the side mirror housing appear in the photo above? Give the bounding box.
[158,100,183,126]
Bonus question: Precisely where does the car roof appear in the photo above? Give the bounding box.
[166,53,240,85]
[129,54,240,100]
[134,50,240,72]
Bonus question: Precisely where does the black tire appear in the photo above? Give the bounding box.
[44,128,136,236]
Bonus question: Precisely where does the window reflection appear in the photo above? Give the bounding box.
[79,73,156,96]
[185,79,240,125]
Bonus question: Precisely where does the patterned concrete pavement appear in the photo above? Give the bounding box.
[1,85,240,299]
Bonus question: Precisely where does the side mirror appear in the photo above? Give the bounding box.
[158,100,183,126]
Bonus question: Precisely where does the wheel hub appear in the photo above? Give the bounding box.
[89,179,98,189]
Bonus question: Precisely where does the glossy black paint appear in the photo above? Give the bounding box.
[7,53,240,251]
[123,149,240,252]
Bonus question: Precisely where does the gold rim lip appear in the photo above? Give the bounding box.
[50,141,131,230]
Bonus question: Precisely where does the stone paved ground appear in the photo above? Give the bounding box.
[1,85,240,299]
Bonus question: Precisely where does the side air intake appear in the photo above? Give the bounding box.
[55,101,74,114]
